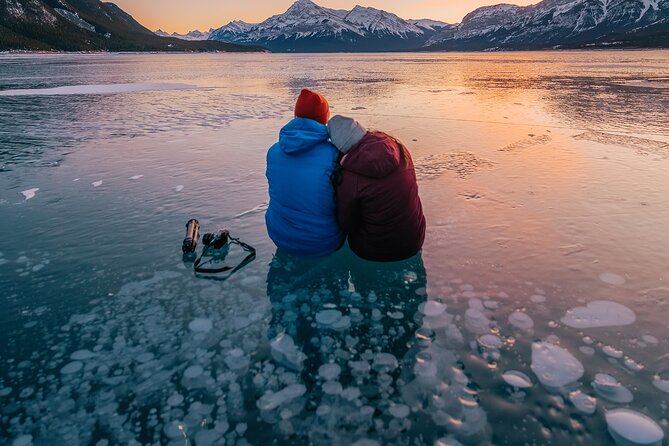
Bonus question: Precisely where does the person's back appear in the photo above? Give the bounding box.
[266,90,344,257]
[329,116,426,262]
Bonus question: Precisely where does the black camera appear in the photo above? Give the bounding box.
[202,230,230,249]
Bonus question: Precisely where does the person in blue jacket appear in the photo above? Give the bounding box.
[265,89,344,257]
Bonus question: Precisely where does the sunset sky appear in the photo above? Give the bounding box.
[113,0,537,34]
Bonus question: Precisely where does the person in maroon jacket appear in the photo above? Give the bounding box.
[327,115,426,262]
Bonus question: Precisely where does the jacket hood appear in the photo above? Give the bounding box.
[279,117,330,154]
[340,132,401,179]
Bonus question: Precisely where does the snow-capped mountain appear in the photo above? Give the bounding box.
[342,5,423,36]
[155,29,213,41]
[408,19,452,31]
[426,0,669,50]
[209,0,667,51]
[209,0,436,52]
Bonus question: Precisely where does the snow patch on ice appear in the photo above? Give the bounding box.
[0,83,199,97]
[21,188,39,200]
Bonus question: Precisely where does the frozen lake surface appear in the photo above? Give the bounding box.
[1,51,668,445]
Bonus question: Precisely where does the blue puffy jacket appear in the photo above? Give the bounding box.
[266,118,344,257]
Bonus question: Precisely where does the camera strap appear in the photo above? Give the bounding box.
[193,236,256,277]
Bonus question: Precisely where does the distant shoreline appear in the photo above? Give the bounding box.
[0,47,666,56]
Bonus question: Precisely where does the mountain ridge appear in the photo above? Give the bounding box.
[208,0,444,52]
[208,0,668,52]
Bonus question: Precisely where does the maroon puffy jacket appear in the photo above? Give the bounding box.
[335,131,426,262]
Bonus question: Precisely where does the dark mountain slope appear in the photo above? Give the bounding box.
[0,0,263,51]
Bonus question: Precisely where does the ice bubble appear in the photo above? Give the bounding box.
[415,327,436,345]
[188,318,213,333]
[70,349,98,360]
[465,308,490,334]
[388,311,404,320]
[603,346,624,359]
[352,440,380,446]
[12,435,33,446]
[60,361,83,374]
[257,384,307,411]
[167,394,184,406]
[194,430,221,446]
[175,185,185,192]
[501,371,533,389]
[561,301,635,329]
[478,334,503,350]
[92,180,103,187]
[483,300,499,310]
[414,359,438,378]
[642,335,659,345]
[318,363,341,381]
[0,387,12,396]
[600,272,626,286]
[341,387,361,401]
[128,175,144,180]
[580,346,596,355]
[270,333,306,372]
[316,309,342,326]
[389,404,410,418]
[373,353,398,372]
[422,301,447,317]
[624,358,644,372]
[19,387,34,398]
[508,311,534,331]
[569,390,597,415]
[530,294,547,303]
[652,376,669,394]
[136,352,155,363]
[435,437,464,446]
[225,349,250,371]
[184,365,204,379]
[331,315,351,330]
[592,373,633,403]
[322,381,343,395]
[349,360,371,376]
[21,188,39,200]
[531,342,584,388]
[605,409,664,446]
